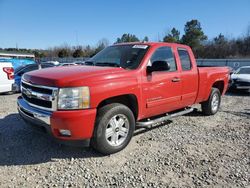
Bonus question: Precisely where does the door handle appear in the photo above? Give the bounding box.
[172,77,181,82]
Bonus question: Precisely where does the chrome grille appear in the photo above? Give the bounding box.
[21,79,58,111]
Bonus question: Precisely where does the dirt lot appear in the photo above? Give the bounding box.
[0,91,249,187]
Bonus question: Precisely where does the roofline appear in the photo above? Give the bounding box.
[112,42,189,48]
[0,52,35,58]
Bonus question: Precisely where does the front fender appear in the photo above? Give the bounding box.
[90,76,141,109]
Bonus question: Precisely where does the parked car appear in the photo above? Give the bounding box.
[42,61,60,66]
[0,62,14,93]
[72,61,85,65]
[59,62,78,66]
[230,66,250,91]
[58,61,85,66]
[14,63,55,92]
[17,42,230,154]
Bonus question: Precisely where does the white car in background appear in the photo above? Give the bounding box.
[0,62,14,93]
[42,61,60,66]
[230,66,250,91]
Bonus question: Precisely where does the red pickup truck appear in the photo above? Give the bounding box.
[18,42,229,154]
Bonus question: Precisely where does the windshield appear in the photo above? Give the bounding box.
[236,67,250,74]
[86,44,149,69]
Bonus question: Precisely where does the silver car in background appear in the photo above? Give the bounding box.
[230,66,250,91]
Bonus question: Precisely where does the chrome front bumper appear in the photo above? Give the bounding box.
[17,96,91,147]
[17,96,52,125]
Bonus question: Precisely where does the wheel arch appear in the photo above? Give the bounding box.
[96,94,139,120]
[212,80,225,94]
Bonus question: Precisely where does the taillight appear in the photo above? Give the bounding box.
[3,67,14,80]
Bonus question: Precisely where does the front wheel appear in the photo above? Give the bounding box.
[201,88,221,115]
[91,103,135,155]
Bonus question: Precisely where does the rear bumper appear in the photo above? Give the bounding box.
[17,96,97,146]
[0,83,13,93]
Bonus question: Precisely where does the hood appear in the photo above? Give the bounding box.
[23,65,128,87]
[231,74,250,81]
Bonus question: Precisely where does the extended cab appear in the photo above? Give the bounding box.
[17,42,230,154]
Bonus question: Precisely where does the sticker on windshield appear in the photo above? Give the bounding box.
[132,45,148,49]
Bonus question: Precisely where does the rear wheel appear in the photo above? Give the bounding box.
[91,103,135,155]
[201,88,221,115]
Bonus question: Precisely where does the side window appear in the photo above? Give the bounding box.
[150,47,177,72]
[178,49,192,70]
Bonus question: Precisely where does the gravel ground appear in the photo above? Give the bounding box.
[0,91,249,187]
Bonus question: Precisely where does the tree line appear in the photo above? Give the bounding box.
[162,20,250,58]
[1,19,250,59]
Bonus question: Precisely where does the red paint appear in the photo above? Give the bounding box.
[3,67,14,80]
[23,42,230,140]
[51,109,96,140]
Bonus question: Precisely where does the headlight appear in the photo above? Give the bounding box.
[58,87,90,110]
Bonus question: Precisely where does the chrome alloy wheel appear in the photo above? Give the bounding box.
[211,94,219,112]
[105,114,129,147]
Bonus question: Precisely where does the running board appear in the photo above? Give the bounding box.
[136,108,194,128]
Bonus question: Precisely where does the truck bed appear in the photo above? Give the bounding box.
[195,66,230,103]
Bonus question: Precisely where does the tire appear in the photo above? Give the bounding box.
[201,88,221,116]
[91,103,135,155]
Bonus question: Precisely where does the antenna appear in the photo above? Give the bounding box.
[75,30,79,46]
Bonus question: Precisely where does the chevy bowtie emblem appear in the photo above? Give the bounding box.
[25,88,32,98]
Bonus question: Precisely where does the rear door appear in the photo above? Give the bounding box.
[177,48,199,106]
[142,46,182,117]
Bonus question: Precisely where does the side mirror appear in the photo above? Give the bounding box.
[147,60,170,73]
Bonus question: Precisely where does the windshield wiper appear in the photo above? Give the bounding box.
[84,61,95,66]
[95,62,124,68]
[85,61,126,69]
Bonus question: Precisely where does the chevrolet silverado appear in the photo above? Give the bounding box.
[17,42,230,154]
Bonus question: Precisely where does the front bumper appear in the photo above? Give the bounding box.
[17,96,97,146]
[231,80,250,90]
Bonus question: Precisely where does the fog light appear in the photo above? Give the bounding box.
[59,129,71,137]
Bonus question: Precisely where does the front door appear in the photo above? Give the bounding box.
[141,46,182,118]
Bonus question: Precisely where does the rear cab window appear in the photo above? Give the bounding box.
[149,46,177,72]
[177,49,192,71]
